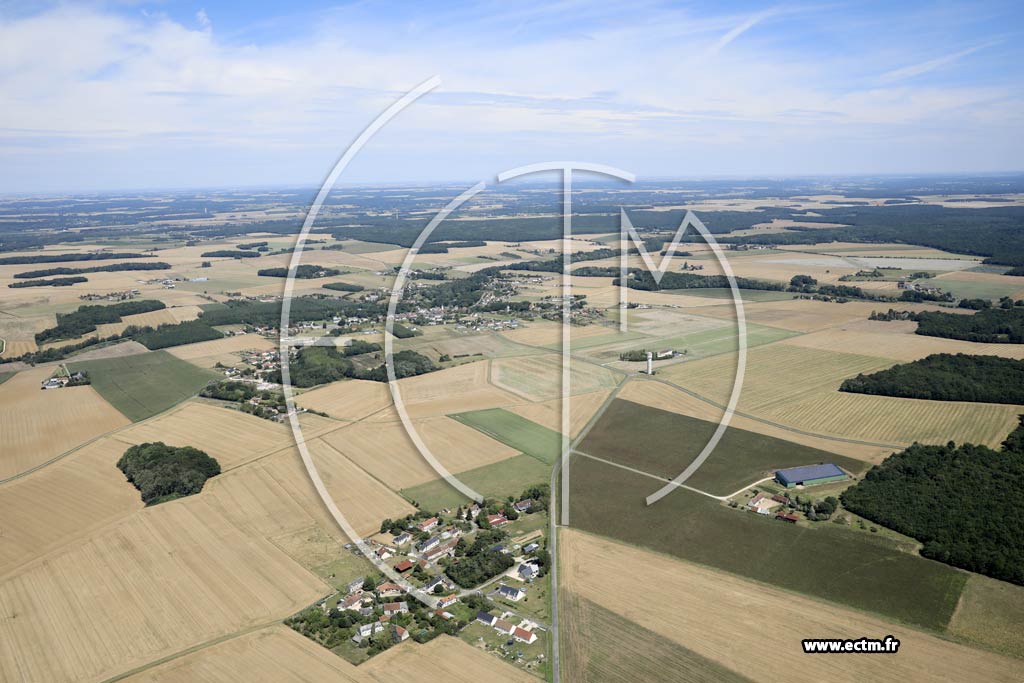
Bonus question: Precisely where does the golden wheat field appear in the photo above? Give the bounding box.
[0,497,327,683]
[506,389,612,437]
[660,343,1023,447]
[111,402,295,471]
[318,415,519,489]
[560,529,1024,683]
[0,437,142,578]
[0,367,130,480]
[379,360,522,418]
[165,333,276,368]
[93,305,203,337]
[295,378,392,420]
[491,354,620,402]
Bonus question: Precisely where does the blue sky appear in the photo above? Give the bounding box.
[0,0,1021,191]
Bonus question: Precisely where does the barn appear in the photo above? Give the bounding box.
[775,464,846,488]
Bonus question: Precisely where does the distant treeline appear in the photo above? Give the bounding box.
[840,353,1024,404]
[200,250,261,258]
[614,270,785,292]
[35,300,166,344]
[9,276,88,288]
[720,205,1024,266]
[1006,266,1024,276]
[841,417,1024,586]
[0,252,147,265]
[257,265,340,278]
[13,262,170,278]
[116,442,221,506]
[132,319,224,350]
[238,241,268,249]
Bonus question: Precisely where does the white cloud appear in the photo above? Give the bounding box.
[880,41,999,83]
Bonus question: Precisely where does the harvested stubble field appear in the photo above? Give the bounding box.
[560,529,1024,683]
[93,305,202,337]
[371,359,523,418]
[165,333,275,368]
[451,408,562,464]
[0,366,130,480]
[295,378,392,421]
[69,350,218,422]
[0,436,142,578]
[505,389,611,438]
[578,399,867,495]
[111,402,295,471]
[0,497,327,683]
[319,415,520,489]
[568,453,967,630]
[490,354,619,402]
[660,344,1024,448]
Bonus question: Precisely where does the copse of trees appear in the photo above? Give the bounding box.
[9,276,88,288]
[199,296,383,328]
[132,319,224,350]
[116,441,221,505]
[615,270,785,292]
[322,281,364,292]
[35,299,166,344]
[840,353,1024,404]
[840,417,1024,586]
[13,262,171,278]
[914,306,1024,343]
[200,249,261,258]
[257,265,341,278]
[445,529,514,588]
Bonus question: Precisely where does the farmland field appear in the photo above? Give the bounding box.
[400,454,551,511]
[0,366,130,480]
[294,378,392,420]
[567,453,967,630]
[451,408,562,464]
[561,529,1024,682]
[69,350,218,422]
[490,354,619,401]
[578,399,868,494]
[504,389,611,437]
[949,575,1024,658]
[661,344,1024,447]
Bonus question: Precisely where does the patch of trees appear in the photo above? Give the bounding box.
[914,306,1024,343]
[1006,266,1024,276]
[322,281,364,292]
[281,346,355,387]
[719,205,1024,267]
[13,262,171,278]
[9,276,88,288]
[132,320,224,350]
[200,380,286,419]
[840,353,1024,404]
[359,350,435,382]
[0,252,147,265]
[199,296,383,328]
[257,265,341,278]
[619,349,650,361]
[116,441,221,505]
[200,249,261,258]
[390,322,419,339]
[344,339,381,356]
[958,298,992,310]
[789,274,818,291]
[35,300,166,344]
[238,241,268,249]
[615,270,785,292]
[840,417,1024,586]
[445,529,514,588]
[897,289,955,303]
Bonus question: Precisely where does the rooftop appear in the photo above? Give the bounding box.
[775,463,845,484]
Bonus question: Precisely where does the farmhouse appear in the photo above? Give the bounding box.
[497,584,526,602]
[493,619,516,635]
[775,513,799,524]
[418,536,441,553]
[437,594,458,609]
[375,582,404,598]
[523,542,540,554]
[774,463,846,488]
[417,517,439,532]
[424,576,451,593]
[393,531,412,546]
[351,621,385,644]
[486,514,509,527]
[514,499,532,513]
[423,539,458,563]
[392,625,409,642]
[518,563,538,580]
[382,601,409,616]
[394,559,414,573]
[513,626,538,644]
[746,493,780,516]
[476,611,498,627]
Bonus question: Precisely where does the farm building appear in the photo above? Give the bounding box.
[774,464,846,488]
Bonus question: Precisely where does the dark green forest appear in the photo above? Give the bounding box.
[914,307,1024,343]
[0,252,146,265]
[13,262,170,278]
[9,276,88,288]
[35,300,166,343]
[841,417,1024,585]
[132,319,225,350]
[840,353,1024,404]
[116,441,221,505]
[256,265,341,278]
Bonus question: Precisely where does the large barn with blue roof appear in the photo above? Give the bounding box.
[774,464,846,488]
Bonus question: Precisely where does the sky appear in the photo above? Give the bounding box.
[0,0,1022,192]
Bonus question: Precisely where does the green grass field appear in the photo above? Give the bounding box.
[69,350,218,422]
[578,399,867,495]
[569,454,967,631]
[451,408,562,464]
[926,275,1023,301]
[0,372,12,386]
[400,454,550,510]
